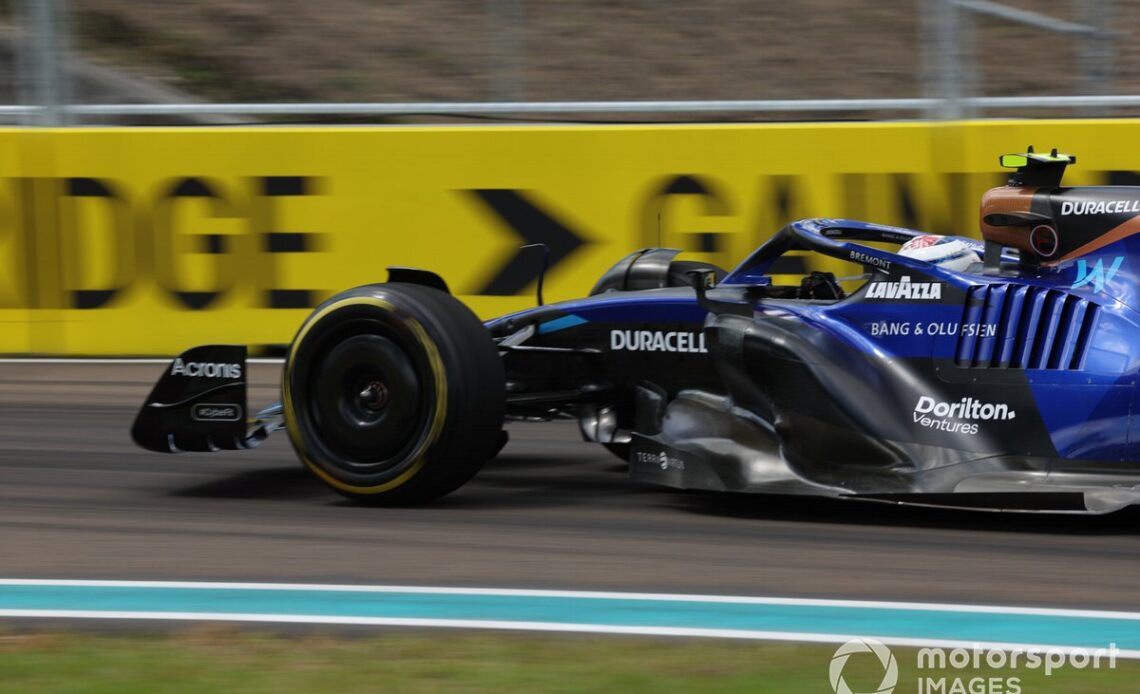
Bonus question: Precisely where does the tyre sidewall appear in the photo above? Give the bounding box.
[283,284,504,502]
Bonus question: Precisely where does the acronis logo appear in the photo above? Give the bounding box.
[1072,256,1124,294]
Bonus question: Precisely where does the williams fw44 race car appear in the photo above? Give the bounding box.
[134,149,1140,513]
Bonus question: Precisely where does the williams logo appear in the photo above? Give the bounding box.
[913,396,1015,436]
[170,358,242,379]
[866,276,942,301]
[610,330,707,353]
[1072,256,1124,294]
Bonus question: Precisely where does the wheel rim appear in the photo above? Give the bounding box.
[307,329,428,469]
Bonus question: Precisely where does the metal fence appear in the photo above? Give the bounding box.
[3,0,1130,125]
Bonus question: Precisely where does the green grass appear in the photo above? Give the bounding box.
[0,629,1135,693]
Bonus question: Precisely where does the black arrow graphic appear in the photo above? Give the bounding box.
[467,189,588,296]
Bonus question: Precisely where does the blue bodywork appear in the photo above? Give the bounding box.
[488,214,1140,512]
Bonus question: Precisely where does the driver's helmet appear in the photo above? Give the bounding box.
[898,235,980,272]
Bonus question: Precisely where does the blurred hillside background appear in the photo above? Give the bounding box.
[0,0,1136,122]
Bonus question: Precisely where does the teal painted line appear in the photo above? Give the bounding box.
[0,583,1137,650]
[537,314,587,334]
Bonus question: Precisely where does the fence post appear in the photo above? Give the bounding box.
[929,0,964,119]
[19,0,71,125]
[1077,0,1114,115]
[486,0,525,102]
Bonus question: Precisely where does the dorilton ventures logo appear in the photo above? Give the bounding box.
[830,638,898,694]
[913,395,1015,436]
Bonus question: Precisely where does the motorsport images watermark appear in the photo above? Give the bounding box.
[828,638,1119,694]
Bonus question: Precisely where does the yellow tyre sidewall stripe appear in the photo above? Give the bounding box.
[283,295,449,495]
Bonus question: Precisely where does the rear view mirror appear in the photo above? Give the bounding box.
[686,269,717,291]
[1000,154,1028,169]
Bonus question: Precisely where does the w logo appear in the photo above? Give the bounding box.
[1072,256,1124,294]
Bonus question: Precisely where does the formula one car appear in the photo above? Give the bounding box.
[133,149,1140,513]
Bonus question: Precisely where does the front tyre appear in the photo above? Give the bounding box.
[283,283,505,504]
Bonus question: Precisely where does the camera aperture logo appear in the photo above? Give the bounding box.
[830,638,898,694]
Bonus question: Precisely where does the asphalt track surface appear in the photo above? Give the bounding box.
[2,362,1138,612]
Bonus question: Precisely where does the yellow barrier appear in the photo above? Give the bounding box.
[1,120,1138,354]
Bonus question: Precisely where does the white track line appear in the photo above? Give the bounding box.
[0,610,1136,658]
[2,579,1139,621]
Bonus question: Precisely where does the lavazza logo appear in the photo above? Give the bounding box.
[170,358,242,379]
[828,638,1118,694]
[913,396,1014,436]
[866,275,943,301]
